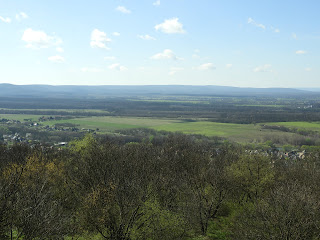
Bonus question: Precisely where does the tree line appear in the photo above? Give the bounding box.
[1,96,320,124]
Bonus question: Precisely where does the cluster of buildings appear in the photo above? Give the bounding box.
[2,132,32,144]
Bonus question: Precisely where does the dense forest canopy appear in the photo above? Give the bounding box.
[1,132,320,239]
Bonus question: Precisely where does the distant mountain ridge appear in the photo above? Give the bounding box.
[298,88,320,92]
[0,84,314,98]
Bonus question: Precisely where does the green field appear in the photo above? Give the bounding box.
[235,104,285,108]
[0,114,49,121]
[0,113,312,143]
[45,116,180,132]
[151,121,299,142]
[152,121,255,136]
[130,99,210,104]
[0,108,109,114]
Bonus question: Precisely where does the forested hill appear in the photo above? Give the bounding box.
[0,83,313,98]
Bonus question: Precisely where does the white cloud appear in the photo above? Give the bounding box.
[155,18,186,34]
[151,49,182,60]
[116,6,131,14]
[0,16,12,23]
[104,56,116,61]
[56,47,64,53]
[108,63,128,71]
[138,34,156,40]
[81,67,104,73]
[226,64,233,69]
[112,32,120,36]
[192,54,200,59]
[22,28,62,49]
[305,67,312,72]
[197,63,216,71]
[296,50,307,55]
[253,64,272,72]
[48,55,65,63]
[153,0,161,6]
[270,26,280,33]
[247,17,265,29]
[90,29,111,50]
[292,33,297,39]
[16,12,28,21]
[169,67,184,75]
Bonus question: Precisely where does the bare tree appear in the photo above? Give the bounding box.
[231,181,320,240]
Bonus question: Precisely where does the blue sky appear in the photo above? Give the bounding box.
[0,0,319,87]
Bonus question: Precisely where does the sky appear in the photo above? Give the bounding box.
[0,0,319,87]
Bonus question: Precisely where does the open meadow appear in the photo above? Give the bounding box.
[1,93,320,146]
[45,116,180,132]
[0,113,308,144]
[151,121,301,143]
